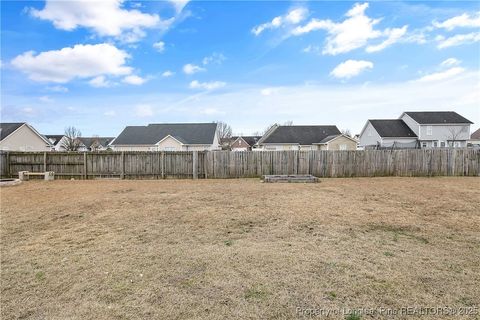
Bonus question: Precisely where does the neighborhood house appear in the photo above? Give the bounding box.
[230,136,261,151]
[469,128,480,147]
[0,122,52,151]
[359,111,473,149]
[110,123,220,151]
[255,125,357,150]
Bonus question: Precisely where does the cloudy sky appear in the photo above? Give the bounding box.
[1,0,479,136]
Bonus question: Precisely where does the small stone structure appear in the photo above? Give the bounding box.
[0,179,22,187]
[18,171,55,181]
[261,175,319,183]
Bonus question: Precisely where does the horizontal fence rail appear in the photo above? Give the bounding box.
[0,150,479,179]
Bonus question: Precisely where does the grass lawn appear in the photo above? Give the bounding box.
[1,178,479,319]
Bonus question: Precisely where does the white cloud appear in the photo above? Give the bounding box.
[169,0,190,14]
[122,75,147,85]
[260,88,279,96]
[441,58,461,67]
[201,107,224,115]
[89,75,112,88]
[202,53,226,65]
[292,3,407,55]
[183,63,206,75]
[433,12,480,30]
[162,70,175,77]
[104,110,116,116]
[23,107,35,115]
[330,60,373,79]
[11,43,132,83]
[436,32,480,49]
[252,7,308,36]
[366,26,408,53]
[134,104,154,117]
[30,0,163,43]
[47,85,69,92]
[416,67,465,82]
[39,95,53,103]
[153,41,165,53]
[189,80,226,90]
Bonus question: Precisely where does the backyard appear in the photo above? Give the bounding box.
[1,178,479,319]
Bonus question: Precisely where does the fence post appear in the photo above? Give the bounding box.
[204,151,208,179]
[83,152,87,180]
[6,152,10,178]
[192,151,198,179]
[120,151,125,179]
[161,151,165,179]
[43,152,47,172]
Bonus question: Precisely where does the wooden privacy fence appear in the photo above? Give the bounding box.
[0,149,479,179]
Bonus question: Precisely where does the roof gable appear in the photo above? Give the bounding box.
[471,128,480,140]
[78,137,115,148]
[1,122,52,146]
[0,123,25,141]
[233,136,261,147]
[262,125,341,145]
[369,120,417,138]
[45,135,65,146]
[112,123,218,145]
[404,111,473,124]
[318,134,357,144]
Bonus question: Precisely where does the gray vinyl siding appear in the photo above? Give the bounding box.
[418,124,470,141]
[400,113,420,136]
[359,122,382,147]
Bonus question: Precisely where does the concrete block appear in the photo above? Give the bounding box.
[18,171,29,181]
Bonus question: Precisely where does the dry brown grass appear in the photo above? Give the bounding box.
[1,177,479,319]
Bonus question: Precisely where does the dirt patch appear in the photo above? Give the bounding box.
[1,177,479,319]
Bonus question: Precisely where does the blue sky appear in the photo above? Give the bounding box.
[1,0,479,136]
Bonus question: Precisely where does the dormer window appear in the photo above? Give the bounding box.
[427,126,433,136]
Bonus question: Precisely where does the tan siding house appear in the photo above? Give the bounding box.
[111,123,220,151]
[256,125,342,151]
[317,134,357,150]
[0,123,52,151]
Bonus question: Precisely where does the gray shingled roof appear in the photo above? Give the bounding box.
[238,136,261,146]
[262,126,341,145]
[45,135,65,146]
[471,128,480,140]
[319,134,341,144]
[405,111,473,124]
[370,120,417,138]
[78,137,115,148]
[0,123,25,141]
[112,123,218,145]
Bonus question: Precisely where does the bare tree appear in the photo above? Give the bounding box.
[62,126,82,151]
[446,127,467,148]
[342,129,352,137]
[90,135,101,152]
[216,121,233,139]
[283,120,293,126]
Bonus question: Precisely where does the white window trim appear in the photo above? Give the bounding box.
[426,126,433,136]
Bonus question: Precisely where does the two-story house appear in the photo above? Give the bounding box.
[400,112,473,148]
[359,111,473,149]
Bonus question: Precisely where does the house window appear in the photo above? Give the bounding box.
[339,144,347,150]
[433,141,438,148]
[164,147,175,151]
[440,141,446,147]
[427,126,433,136]
[421,142,427,148]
